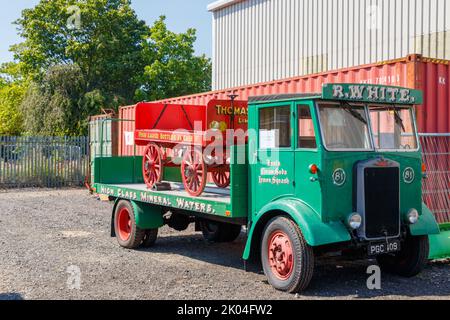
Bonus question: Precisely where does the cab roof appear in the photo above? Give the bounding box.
[248,93,321,104]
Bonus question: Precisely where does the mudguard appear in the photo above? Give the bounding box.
[243,198,351,260]
[131,201,164,230]
[111,200,164,237]
[409,203,441,236]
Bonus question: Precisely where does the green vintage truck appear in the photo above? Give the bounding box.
[92,84,448,293]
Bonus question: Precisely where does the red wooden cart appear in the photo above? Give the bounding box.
[134,99,248,196]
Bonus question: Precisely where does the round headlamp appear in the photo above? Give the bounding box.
[407,209,419,225]
[348,213,362,230]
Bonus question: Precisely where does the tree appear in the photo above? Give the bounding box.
[21,64,104,136]
[0,85,25,135]
[0,63,28,135]
[13,0,148,105]
[135,16,212,102]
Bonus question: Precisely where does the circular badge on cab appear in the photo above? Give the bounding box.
[403,167,415,184]
[333,168,347,186]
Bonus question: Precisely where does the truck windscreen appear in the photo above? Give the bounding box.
[318,103,372,151]
[369,106,418,151]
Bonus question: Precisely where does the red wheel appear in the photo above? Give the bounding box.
[261,217,314,293]
[117,207,132,242]
[114,201,145,249]
[268,231,294,280]
[143,143,163,189]
[212,165,231,188]
[181,148,207,197]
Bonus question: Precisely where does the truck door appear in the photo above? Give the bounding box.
[294,103,321,211]
[251,103,295,214]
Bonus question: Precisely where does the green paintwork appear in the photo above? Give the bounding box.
[322,83,424,105]
[95,182,232,218]
[94,157,143,185]
[410,204,441,236]
[242,197,351,260]
[429,224,450,260]
[131,200,164,230]
[229,145,249,218]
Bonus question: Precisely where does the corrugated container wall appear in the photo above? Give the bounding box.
[118,106,146,157]
[210,0,450,90]
[118,55,450,156]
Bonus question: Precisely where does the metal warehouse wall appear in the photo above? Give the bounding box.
[211,0,450,90]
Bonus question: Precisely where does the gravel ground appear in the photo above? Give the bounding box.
[0,188,449,300]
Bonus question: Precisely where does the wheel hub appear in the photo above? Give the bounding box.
[117,208,132,241]
[268,232,294,280]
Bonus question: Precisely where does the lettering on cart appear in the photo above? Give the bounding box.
[176,198,215,214]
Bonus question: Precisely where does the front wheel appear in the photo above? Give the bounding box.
[261,217,314,293]
[377,235,429,277]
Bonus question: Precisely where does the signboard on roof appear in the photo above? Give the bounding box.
[322,83,423,105]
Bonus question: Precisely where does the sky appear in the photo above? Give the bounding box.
[0,0,213,64]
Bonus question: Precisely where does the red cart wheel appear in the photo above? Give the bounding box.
[143,143,163,189]
[212,165,231,188]
[181,148,207,197]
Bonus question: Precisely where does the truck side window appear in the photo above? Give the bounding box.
[298,105,317,149]
[259,106,291,148]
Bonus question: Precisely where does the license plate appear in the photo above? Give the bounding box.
[368,240,401,256]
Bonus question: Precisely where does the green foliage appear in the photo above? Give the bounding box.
[0,63,28,135]
[6,1,212,136]
[136,16,212,102]
[21,64,104,136]
[13,0,148,103]
[0,84,25,135]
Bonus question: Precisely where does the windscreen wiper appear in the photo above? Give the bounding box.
[341,102,368,125]
[394,109,406,132]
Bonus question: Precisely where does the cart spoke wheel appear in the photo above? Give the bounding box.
[117,207,132,242]
[268,231,294,281]
[181,148,207,197]
[143,143,163,189]
[212,165,231,188]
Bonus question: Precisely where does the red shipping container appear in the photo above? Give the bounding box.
[119,54,450,156]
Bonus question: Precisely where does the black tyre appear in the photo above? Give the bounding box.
[114,201,146,249]
[261,217,314,293]
[141,229,159,248]
[200,220,242,243]
[377,235,429,277]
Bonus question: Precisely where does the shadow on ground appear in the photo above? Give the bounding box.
[140,233,450,299]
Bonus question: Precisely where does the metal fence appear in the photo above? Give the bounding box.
[0,136,89,189]
[420,134,450,225]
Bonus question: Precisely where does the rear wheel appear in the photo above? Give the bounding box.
[141,229,159,248]
[377,235,429,277]
[114,201,145,249]
[212,165,231,188]
[261,217,314,293]
[181,148,207,197]
[200,220,242,243]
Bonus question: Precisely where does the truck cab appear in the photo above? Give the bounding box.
[245,84,440,292]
